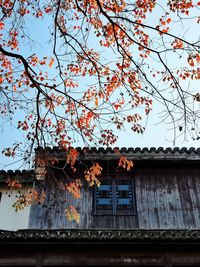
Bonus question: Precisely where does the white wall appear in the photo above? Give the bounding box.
[0,188,30,230]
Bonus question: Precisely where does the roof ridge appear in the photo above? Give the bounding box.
[35,146,200,154]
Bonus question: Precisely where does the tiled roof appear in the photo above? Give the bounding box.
[37,146,200,153]
[0,229,200,241]
[0,170,34,183]
[1,147,200,179]
[36,146,200,160]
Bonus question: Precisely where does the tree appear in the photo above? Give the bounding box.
[1,0,200,220]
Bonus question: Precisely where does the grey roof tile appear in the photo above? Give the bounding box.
[0,229,200,241]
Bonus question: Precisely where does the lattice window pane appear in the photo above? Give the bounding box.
[95,179,113,211]
[95,178,135,215]
[116,179,134,213]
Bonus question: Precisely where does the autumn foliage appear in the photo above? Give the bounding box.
[1,0,200,221]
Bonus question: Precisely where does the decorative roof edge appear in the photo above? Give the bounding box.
[36,146,200,161]
[36,146,200,153]
[1,229,200,241]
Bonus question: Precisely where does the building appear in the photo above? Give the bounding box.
[0,170,33,230]
[1,147,200,266]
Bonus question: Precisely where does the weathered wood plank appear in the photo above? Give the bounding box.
[135,174,150,228]
[135,168,200,229]
[177,175,196,228]
[190,176,200,227]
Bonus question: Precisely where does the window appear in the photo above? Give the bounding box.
[94,178,136,215]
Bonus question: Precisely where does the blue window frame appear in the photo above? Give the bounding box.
[94,178,136,215]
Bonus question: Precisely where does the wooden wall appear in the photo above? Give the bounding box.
[29,163,200,229]
[135,167,200,229]
[29,185,138,229]
[2,238,200,267]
